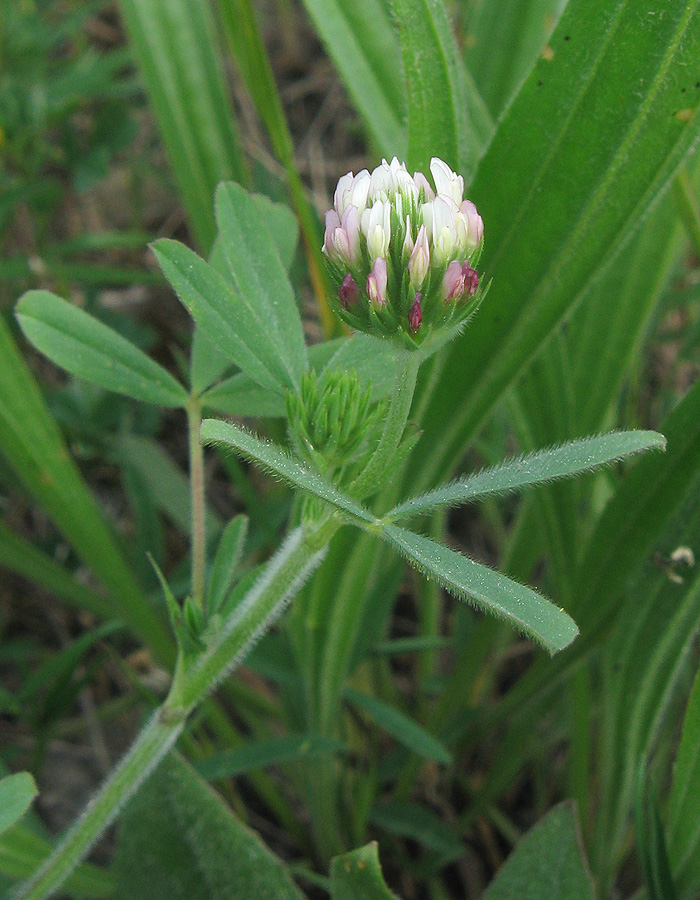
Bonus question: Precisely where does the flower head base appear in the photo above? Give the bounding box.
[322,156,484,350]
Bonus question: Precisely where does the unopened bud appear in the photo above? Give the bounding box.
[408,294,422,333]
[462,262,479,295]
[442,259,465,303]
[339,273,360,309]
[366,257,388,309]
[408,225,430,289]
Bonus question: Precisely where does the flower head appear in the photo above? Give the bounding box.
[322,156,484,349]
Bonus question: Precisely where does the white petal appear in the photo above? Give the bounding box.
[334,172,354,214]
[350,170,371,214]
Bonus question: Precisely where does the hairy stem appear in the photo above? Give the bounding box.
[12,514,341,900]
[187,399,206,608]
[11,711,185,900]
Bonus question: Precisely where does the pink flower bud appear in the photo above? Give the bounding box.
[460,200,484,249]
[366,257,388,309]
[341,206,360,263]
[462,262,479,295]
[338,274,360,309]
[442,260,466,302]
[408,225,430,289]
[408,294,422,333]
[323,210,340,253]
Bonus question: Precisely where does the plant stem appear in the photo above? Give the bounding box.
[187,398,206,609]
[11,514,341,900]
[11,711,185,900]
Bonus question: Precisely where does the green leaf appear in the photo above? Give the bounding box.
[298,0,406,156]
[483,803,594,900]
[0,317,173,665]
[15,291,187,407]
[669,666,700,894]
[249,193,299,271]
[320,334,399,400]
[411,0,700,497]
[380,525,578,654]
[0,824,113,898]
[370,800,464,860]
[152,238,290,393]
[189,195,297,395]
[464,0,565,118]
[635,764,678,900]
[330,843,399,900]
[393,0,493,177]
[0,521,111,619]
[200,418,375,524]
[207,516,248,616]
[344,686,451,764]
[0,775,37,837]
[214,182,307,390]
[577,376,700,625]
[201,372,286,418]
[117,0,246,251]
[385,431,665,521]
[116,433,222,536]
[195,734,343,780]
[201,335,399,418]
[115,753,305,900]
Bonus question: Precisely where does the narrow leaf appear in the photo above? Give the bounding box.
[152,238,289,393]
[0,824,113,897]
[0,317,173,664]
[381,525,578,654]
[411,0,700,497]
[668,666,700,893]
[385,431,665,521]
[370,800,464,859]
[345,686,452,764]
[16,291,187,407]
[195,735,343,781]
[117,0,246,251]
[635,764,678,900]
[0,775,37,837]
[214,182,307,389]
[207,516,248,616]
[0,521,111,619]
[201,418,375,524]
[298,0,406,156]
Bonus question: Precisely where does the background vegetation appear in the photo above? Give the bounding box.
[2,0,700,898]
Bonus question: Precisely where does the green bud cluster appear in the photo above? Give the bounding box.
[286,368,385,481]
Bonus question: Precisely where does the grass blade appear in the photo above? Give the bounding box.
[0,318,173,664]
[393,0,493,177]
[344,686,451,764]
[195,734,343,781]
[118,0,246,251]
[411,0,700,495]
[298,0,406,156]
